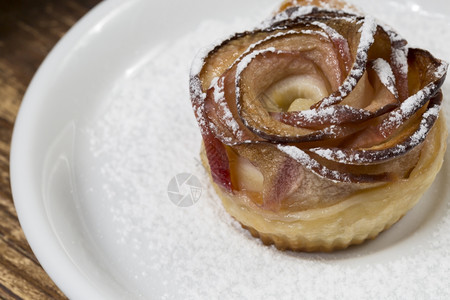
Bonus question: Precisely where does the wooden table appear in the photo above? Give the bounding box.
[0,1,101,298]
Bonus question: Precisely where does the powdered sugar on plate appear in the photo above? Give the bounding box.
[76,2,450,299]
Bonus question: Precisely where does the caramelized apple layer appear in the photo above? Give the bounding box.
[190,5,448,211]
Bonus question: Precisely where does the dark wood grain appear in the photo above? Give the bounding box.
[0,0,101,298]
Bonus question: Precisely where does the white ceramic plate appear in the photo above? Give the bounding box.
[10,0,450,299]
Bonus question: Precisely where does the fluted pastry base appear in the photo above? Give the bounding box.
[201,115,447,252]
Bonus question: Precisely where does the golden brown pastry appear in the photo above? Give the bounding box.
[190,0,448,251]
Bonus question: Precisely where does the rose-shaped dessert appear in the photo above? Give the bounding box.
[189,0,448,251]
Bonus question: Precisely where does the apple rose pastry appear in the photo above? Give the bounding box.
[189,2,448,251]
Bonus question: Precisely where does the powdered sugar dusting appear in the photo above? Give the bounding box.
[318,15,377,108]
[372,58,398,97]
[380,83,436,135]
[75,2,450,300]
[410,104,440,144]
[190,46,209,79]
[310,100,442,164]
[211,77,244,140]
[235,47,278,111]
[277,144,350,182]
[435,61,449,78]
[235,47,277,78]
[392,46,409,75]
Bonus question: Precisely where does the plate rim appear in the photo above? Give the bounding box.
[9,0,132,299]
